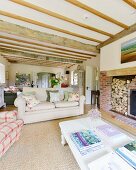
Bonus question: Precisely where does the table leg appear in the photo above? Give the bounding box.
[61,134,67,146]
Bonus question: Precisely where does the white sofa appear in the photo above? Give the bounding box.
[14,87,85,124]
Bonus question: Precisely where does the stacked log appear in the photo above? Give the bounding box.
[111,78,128,114]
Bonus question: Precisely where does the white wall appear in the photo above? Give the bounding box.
[0,56,9,85]
[100,32,136,71]
[9,63,65,86]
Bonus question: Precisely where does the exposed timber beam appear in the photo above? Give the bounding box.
[66,0,129,29]
[0,49,83,64]
[0,23,99,53]
[0,40,93,59]
[0,46,86,62]
[0,38,95,58]
[97,23,136,49]
[123,0,136,9]
[0,10,102,43]
[11,0,113,37]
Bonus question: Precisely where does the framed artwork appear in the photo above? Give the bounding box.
[121,37,136,63]
[15,73,31,86]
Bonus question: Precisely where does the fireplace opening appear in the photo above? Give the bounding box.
[130,90,136,116]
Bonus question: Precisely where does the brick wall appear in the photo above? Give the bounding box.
[100,71,112,111]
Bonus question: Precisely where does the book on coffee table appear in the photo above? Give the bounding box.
[88,151,135,170]
[96,124,123,138]
[70,130,104,155]
[115,140,136,169]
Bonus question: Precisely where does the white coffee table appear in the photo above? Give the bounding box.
[59,117,134,170]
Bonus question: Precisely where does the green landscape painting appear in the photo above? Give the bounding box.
[121,37,136,63]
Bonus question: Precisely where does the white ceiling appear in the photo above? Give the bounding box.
[0,0,136,45]
[0,0,136,68]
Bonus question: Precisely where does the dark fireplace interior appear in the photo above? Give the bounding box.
[130,90,136,116]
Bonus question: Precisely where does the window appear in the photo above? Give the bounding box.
[0,63,5,84]
[71,71,78,86]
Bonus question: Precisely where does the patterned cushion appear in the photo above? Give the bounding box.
[50,92,60,103]
[0,110,17,123]
[22,95,40,108]
[68,92,80,102]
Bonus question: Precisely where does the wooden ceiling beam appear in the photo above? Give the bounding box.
[0,49,83,64]
[0,28,99,54]
[123,0,136,9]
[66,0,129,29]
[0,40,93,59]
[11,0,113,37]
[3,55,68,67]
[0,46,86,62]
[0,10,102,43]
[97,23,136,49]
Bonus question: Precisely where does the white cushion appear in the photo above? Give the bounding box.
[25,102,55,112]
[55,101,79,108]
[50,92,60,103]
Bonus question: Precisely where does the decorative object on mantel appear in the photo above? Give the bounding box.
[88,106,101,130]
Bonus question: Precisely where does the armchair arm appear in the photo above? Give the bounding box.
[79,95,85,114]
[0,110,17,122]
[14,96,26,120]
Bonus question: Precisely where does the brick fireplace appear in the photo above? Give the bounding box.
[100,71,136,119]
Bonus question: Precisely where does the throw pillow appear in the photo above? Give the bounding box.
[50,92,60,103]
[68,92,79,102]
[46,90,58,101]
[22,95,40,108]
[64,91,69,101]
[0,110,17,123]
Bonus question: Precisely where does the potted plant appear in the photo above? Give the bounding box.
[50,76,61,88]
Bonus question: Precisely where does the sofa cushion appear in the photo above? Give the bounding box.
[22,95,40,108]
[25,102,55,112]
[55,101,79,108]
[50,92,60,103]
[68,92,80,102]
[46,90,58,101]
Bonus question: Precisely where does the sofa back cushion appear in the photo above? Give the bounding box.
[23,87,47,102]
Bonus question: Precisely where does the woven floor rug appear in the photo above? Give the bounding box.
[0,118,80,170]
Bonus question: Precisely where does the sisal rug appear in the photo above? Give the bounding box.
[0,118,80,170]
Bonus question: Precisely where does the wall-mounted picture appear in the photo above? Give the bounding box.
[121,37,136,63]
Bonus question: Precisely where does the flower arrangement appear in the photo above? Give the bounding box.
[50,76,61,88]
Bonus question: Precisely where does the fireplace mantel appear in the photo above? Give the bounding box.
[106,67,136,77]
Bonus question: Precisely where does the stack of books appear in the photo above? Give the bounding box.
[70,130,104,155]
[96,124,123,138]
[88,151,135,170]
[116,140,136,169]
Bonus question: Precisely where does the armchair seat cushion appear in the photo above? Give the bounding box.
[25,102,55,112]
[55,101,79,108]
